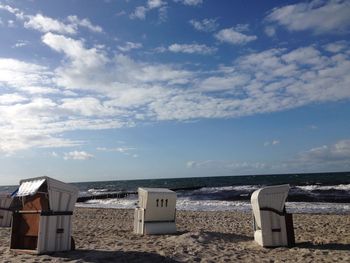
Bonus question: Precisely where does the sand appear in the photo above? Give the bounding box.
[0,208,349,262]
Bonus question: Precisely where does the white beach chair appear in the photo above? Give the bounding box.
[10,176,79,254]
[251,184,295,247]
[134,187,177,235]
[0,195,13,227]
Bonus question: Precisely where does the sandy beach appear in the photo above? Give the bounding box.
[0,208,349,262]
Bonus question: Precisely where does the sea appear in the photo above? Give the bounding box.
[1,172,350,214]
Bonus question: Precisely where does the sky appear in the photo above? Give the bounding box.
[0,0,350,185]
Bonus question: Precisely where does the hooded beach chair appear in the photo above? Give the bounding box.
[134,187,177,235]
[251,184,295,247]
[0,194,13,227]
[10,176,79,254]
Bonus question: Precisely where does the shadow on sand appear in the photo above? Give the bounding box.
[297,242,350,251]
[170,230,251,243]
[51,249,180,263]
[204,231,252,242]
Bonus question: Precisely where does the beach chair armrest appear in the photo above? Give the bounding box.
[259,207,286,216]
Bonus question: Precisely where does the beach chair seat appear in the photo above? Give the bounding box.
[134,187,177,235]
[0,195,13,227]
[10,176,79,254]
[251,184,295,247]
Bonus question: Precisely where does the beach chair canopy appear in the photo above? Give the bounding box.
[138,187,176,208]
[16,178,46,197]
[14,176,78,212]
[251,184,290,229]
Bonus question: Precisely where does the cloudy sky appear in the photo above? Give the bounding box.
[0,0,350,185]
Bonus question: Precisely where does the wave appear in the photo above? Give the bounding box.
[78,183,350,203]
[76,196,350,214]
[72,183,350,214]
[193,185,259,193]
[295,184,350,191]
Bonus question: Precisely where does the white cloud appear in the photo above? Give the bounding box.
[186,160,269,174]
[324,41,348,53]
[168,43,217,55]
[0,4,24,26]
[41,34,193,92]
[300,140,350,162]
[0,58,52,89]
[215,27,257,45]
[189,18,218,32]
[130,6,148,20]
[63,150,94,160]
[264,140,280,147]
[50,151,59,157]
[264,26,276,37]
[7,20,15,27]
[0,54,127,154]
[0,126,82,155]
[0,94,127,154]
[0,93,28,105]
[60,97,116,117]
[186,160,197,168]
[41,33,104,63]
[130,0,166,21]
[199,74,250,92]
[116,10,127,17]
[233,24,250,32]
[66,15,102,33]
[12,40,28,48]
[97,146,134,153]
[281,46,324,65]
[117,41,143,52]
[266,0,350,34]
[186,139,350,174]
[97,146,137,157]
[41,32,108,90]
[42,36,350,123]
[0,4,23,18]
[175,0,203,6]
[1,28,350,156]
[24,14,76,34]
[272,140,280,145]
[158,6,168,22]
[0,5,102,35]
[154,46,167,53]
[148,0,165,9]
[19,86,64,95]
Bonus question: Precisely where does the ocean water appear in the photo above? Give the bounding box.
[1,172,350,214]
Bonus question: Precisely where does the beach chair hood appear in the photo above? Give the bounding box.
[134,187,177,235]
[251,184,289,228]
[14,176,78,212]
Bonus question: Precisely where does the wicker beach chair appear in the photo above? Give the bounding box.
[134,187,177,235]
[10,176,79,254]
[0,195,13,227]
[251,184,295,247]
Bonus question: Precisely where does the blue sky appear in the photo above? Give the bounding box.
[0,0,350,185]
